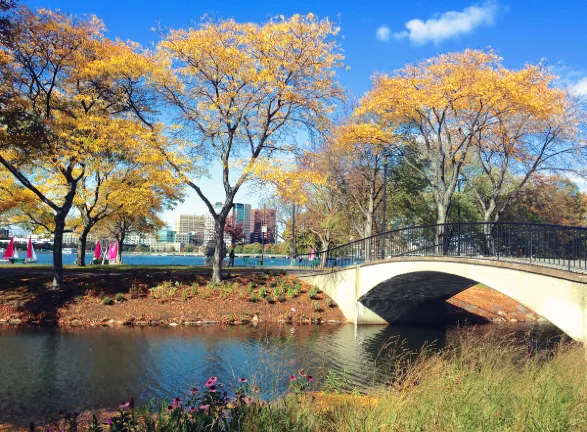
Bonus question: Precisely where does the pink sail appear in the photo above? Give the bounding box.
[26,237,33,259]
[2,237,15,260]
[108,241,118,262]
[94,241,102,260]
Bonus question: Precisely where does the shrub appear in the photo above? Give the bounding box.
[258,287,268,298]
[277,294,286,303]
[326,298,335,307]
[247,282,256,293]
[287,286,297,299]
[273,285,285,298]
[221,283,234,299]
[115,293,126,302]
[269,281,278,288]
[249,293,259,303]
[74,295,84,303]
[308,286,320,299]
[312,301,321,311]
[129,283,141,299]
[103,296,114,305]
[167,286,178,298]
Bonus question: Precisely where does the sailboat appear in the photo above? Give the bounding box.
[25,237,37,263]
[1,237,20,264]
[107,241,119,265]
[93,241,102,264]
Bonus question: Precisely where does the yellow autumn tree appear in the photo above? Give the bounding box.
[154,14,345,282]
[73,127,182,266]
[355,49,580,230]
[0,7,160,287]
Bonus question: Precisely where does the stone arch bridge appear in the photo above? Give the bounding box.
[297,222,587,341]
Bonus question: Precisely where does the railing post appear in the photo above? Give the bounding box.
[529,225,532,264]
[457,221,461,256]
[496,223,500,261]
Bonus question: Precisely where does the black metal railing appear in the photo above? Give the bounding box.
[294,222,587,273]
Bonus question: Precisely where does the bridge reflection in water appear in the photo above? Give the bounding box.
[298,222,587,341]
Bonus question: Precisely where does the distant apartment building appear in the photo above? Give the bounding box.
[0,228,9,239]
[157,228,176,243]
[175,214,205,234]
[150,242,182,252]
[126,232,157,246]
[175,231,202,246]
[62,232,79,245]
[250,208,277,244]
[232,203,252,242]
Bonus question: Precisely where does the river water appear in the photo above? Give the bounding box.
[0,252,292,267]
[0,322,562,425]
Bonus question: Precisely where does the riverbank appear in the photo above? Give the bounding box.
[7,329,584,431]
[0,268,345,326]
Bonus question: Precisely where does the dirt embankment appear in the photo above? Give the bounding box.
[447,284,541,323]
[0,269,345,327]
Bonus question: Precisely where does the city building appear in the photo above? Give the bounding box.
[250,208,277,244]
[175,214,205,235]
[126,232,158,246]
[157,228,176,243]
[175,231,201,246]
[150,242,183,252]
[204,202,235,246]
[0,228,9,239]
[62,232,79,245]
[232,203,252,242]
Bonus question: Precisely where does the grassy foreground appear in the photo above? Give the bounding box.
[30,330,587,432]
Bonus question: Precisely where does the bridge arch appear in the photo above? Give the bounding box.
[300,257,587,341]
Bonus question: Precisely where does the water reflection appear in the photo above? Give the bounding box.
[0,322,560,425]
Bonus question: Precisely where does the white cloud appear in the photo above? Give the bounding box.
[571,77,587,96]
[379,1,500,46]
[376,25,391,41]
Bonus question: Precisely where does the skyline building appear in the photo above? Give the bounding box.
[250,208,277,244]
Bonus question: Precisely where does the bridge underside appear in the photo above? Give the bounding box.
[299,257,587,341]
[358,271,478,324]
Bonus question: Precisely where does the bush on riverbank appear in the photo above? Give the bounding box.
[32,330,587,431]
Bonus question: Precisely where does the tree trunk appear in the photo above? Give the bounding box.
[52,212,66,289]
[436,203,449,255]
[117,234,125,264]
[364,195,375,261]
[212,217,227,283]
[76,226,91,266]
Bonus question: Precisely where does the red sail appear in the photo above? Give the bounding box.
[26,237,33,259]
[3,237,14,259]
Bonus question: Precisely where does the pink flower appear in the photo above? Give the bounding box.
[244,397,254,405]
[289,375,296,382]
[238,377,248,383]
[167,405,174,412]
[106,418,113,425]
[189,406,197,413]
[205,377,218,387]
[208,385,217,393]
[191,387,199,394]
[199,404,210,411]
[299,369,307,377]
[307,375,314,382]
[172,397,182,408]
[119,402,130,409]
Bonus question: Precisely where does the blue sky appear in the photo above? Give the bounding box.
[24,0,587,224]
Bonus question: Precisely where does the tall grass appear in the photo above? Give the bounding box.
[316,330,587,432]
[38,330,587,431]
